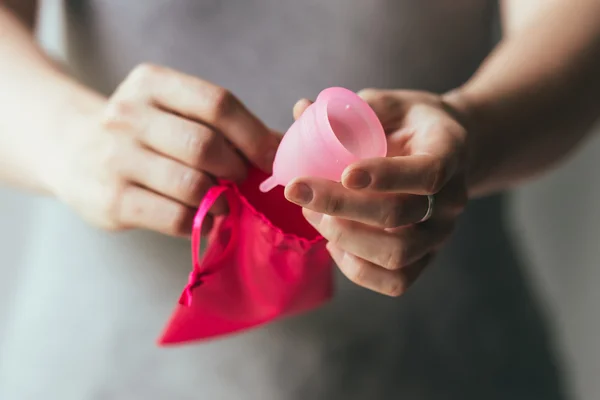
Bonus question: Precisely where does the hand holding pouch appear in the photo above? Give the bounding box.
[159,168,333,345]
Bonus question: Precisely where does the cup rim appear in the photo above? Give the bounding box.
[314,87,387,163]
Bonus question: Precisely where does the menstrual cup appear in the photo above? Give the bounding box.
[259,87,387,192]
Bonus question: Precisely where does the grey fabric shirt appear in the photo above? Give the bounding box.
[0,1,566,399]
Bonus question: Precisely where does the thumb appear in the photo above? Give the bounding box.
[293,98,313,121]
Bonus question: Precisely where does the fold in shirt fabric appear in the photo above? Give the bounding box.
[159,168,333,345]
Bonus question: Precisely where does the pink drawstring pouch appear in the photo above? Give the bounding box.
[158,167,333,345]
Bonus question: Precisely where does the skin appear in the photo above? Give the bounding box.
[51,63,281,236]
[1,0,600,296]
[285,0,600,295]
[0,1,281,237]
[286,92,468,296]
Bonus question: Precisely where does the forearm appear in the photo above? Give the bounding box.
[0,5,103,193]
[445,0,600,197]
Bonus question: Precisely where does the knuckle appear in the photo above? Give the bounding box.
[381,197,405,228]
[325,219,345,246]
[166,205,192,236]
[128,63,163,85]
[323,195,343,216]
[178,170,209,201]
[116,63,164,100]
[102,183,133,229]
[383,243,404,270]
[357,88,381,101]
[208,88,239,120]
[358,88,395,112]
[101,185,125,225]
[425,158,447,195]
[386,278,408,297]
[188,127,217,166]
[345,260,368,287]
[101,100,137,130]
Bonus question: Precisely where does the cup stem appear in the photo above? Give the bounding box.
[259,176,278,193]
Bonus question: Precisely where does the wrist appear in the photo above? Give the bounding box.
[441,87,492,195]
[41,79,106,198]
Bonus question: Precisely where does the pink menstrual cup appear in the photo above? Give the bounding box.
[259,87,387,192]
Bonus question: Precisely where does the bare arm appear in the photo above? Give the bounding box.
[278,0,600,296]
[445,0,600,196]
[0,2,281,236]
[0,2,102,193]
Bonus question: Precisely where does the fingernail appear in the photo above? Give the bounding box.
[285,183,313,205]
[303,209,323,225]
[343,169,371,189]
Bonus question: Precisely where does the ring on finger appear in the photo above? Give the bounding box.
[419,195,435,223]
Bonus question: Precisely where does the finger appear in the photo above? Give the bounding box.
[357,88,407,127]
[327,243,432,297]
[120,148,228,214]
[118,185,200,237]
[304,210,447,269]
[285,178,428,228]
[121,64,280,172]
[293,98,313,120]
[139,109,247,181]
[341,153,458,195]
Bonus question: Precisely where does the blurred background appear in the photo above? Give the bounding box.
[1,2,599,399]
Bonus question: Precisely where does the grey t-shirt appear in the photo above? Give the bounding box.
[0,1,566,399]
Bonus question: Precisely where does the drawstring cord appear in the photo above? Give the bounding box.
[179,185,228,306]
